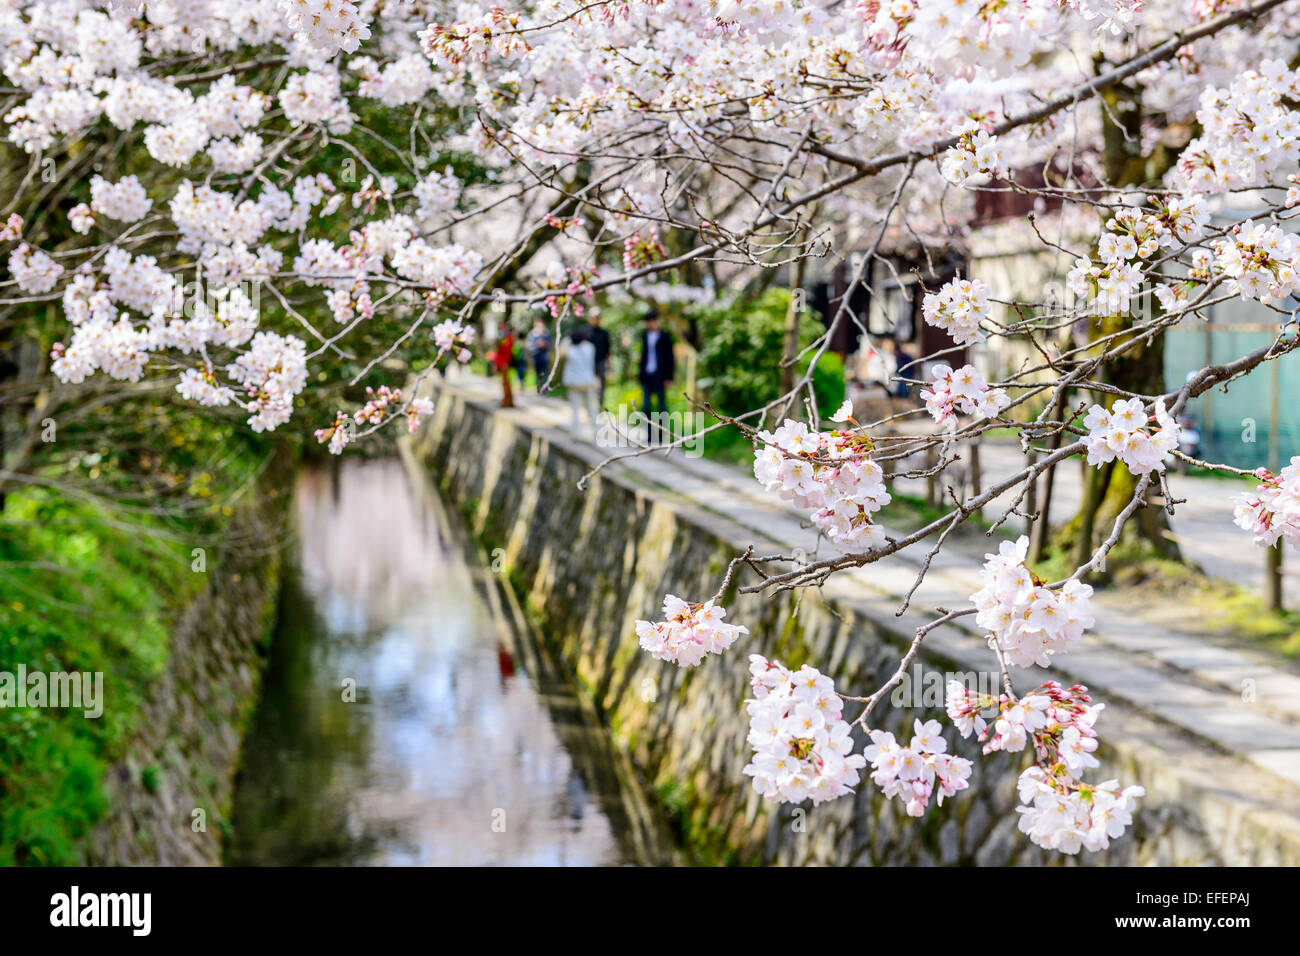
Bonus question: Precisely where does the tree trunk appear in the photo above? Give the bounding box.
[1267,542,1284,611]
[1029,390,1065,565]
[1056,72,1183,567]
[779,247,808,410]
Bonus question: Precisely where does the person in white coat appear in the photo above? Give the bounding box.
[560,326,600,438]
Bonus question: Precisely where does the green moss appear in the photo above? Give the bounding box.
[1035,538,1300,659]
[0,439,279,866]
[0,490,197,865]
[1160,570,1300,657]
[767,609,811,671]
[650,775,742,865]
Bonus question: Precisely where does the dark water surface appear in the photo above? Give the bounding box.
[227,458,674,866]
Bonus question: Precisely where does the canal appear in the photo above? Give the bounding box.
[226,457,677,866]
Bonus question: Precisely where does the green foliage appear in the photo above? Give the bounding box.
[695,289,845,421]
[0,490,193,864]
[141,765,162,796]
[587,289,849,465]
[0,395,272,865]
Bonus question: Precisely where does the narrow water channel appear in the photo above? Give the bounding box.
[227,457,674,866]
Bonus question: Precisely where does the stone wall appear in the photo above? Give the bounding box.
[85,447,295,866]
[416,385,1300,866]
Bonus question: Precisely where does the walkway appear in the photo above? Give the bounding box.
[914,438,1298,597]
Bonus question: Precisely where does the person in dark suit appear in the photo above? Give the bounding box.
[638,310,674,443]
[588,313,611,408]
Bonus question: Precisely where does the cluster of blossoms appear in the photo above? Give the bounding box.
[635,595,749,667]
[314,411,353,456]
[972,536,1094,669]
[69,174,152,234]
[90,174,152,222]
[225,331,309,433]
[742,656,867,806]
[1173,59,1300,196]
[1065,255,1143,314]
[622,229,665,271]
[847,71,934,140]
[540,263,597,319]
[8,243,62,294]
[418,9,528,66]
[176,366,235,408]
[413,167,462,220]
[49,317,150,383]
[1081,398,1181,475]
[921,277,990,346]
[354,385,403,427]
[939,125,1006,186]
[864,0,1051,78]
[863,720,972,817]
[1204,222,1300,304]
[947,680,1143,853]
[920,363,1010,427]
[753,419,891,550]
[325,278,375,325]
[69,204,94,235]
[431,319,475,363]
[1086,194,1211,312]
[278,0,370,55]
[315,387,437,455]
[1100,197,1207,265]
[1233,457,1300,548]
[350,53,435,108]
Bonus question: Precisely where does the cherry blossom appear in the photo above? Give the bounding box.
[940,125,1006,187]
[1082,398,1181,475]
[315,411,353,456]
[9,243,63,294]
[636,595,749,667]
[89,174,152,223]
[921,363,1010,427]
[948,681,1144,854]
[1233,458,1300,547]
[972,536,1094,668]
[864,719,972,817]
[753,420,891,549]
[921,277,991,346]
[743,656,868,806]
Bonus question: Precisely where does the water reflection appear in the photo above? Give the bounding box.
[228,458,667,866]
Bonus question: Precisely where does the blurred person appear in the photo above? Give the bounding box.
[492,319,515,408]
[894,342,917,399]
[1177,415,1201,473]
[511,329,528,386]
[526,317,553,391]
[860,337,897,391]
[588,312,611,408]
[560,326,600,438]
[638,309,675,443]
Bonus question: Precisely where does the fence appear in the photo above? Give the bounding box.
[1165,294,1300,472]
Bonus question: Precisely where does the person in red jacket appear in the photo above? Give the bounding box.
[493,319,516,408]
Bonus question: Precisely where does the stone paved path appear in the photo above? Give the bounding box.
[441,372,1300,794]
[902,438,1299,598]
